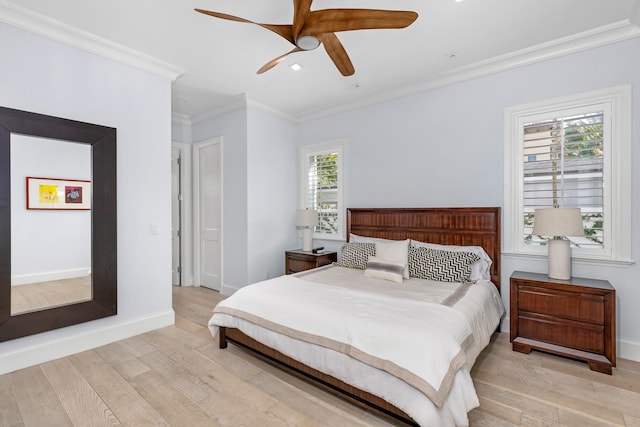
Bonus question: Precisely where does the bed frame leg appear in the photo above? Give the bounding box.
[219,327,228,349]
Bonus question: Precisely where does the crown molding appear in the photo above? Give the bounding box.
[171,112,191,127]
[190,95,249,125]
[295,19,640,123]
[0,2,184,81]
[246,99,297,122]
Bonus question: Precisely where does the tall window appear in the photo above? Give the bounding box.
[300,141,345,240]
[504,86,631,263]
[523,111,604,249]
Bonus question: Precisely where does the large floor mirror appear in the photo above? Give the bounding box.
[0,106,117,342]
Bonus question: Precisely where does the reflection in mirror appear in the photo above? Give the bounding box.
[10,135,92,315]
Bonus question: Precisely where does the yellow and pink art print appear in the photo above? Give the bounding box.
[26,177,91,210]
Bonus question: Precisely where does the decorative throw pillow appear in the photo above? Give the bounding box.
[364,256,406,284]
[408,246,481,283]
[410,240,493,281]
[375,239,410,279]
[335,242,376,270]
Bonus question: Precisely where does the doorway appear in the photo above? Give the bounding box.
[193,138,222,291]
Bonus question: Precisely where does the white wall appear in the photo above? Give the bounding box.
[297,37,640,361]
[246,106,298,284]
[0,21,175,373]
[172,116,192,144]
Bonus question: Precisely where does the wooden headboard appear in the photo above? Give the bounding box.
[346,207,501,288]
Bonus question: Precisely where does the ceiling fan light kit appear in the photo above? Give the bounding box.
[296,35,321,50]
[195,1,418,76]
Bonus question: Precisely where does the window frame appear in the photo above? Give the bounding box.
[300,140,346,241]
[504,85,632,264]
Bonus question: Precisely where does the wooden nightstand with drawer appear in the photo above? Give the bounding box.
[510,270,616,374]
[285,250,337,274]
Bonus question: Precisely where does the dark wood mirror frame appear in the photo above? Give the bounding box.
[0,106,117,342]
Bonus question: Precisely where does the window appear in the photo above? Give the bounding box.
[504,86,631,263]
[523,110,604,249]
[300,140,346,240]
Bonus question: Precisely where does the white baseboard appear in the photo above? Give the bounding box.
[500,315,640,362]
[220,282,241,296]
[11,267,91,286]
[0,309,175,375]
[500,316,510,334]
[619,338,640,362]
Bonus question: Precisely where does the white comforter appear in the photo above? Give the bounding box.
[208,265,504,427]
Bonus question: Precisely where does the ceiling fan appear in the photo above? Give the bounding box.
[195,1,418,76]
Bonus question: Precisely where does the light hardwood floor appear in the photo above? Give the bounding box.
[1,285,639,426]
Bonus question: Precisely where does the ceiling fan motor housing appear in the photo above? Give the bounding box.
[296,35,321,50]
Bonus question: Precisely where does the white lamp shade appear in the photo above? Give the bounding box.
[296,209,317,227]
[532,208,584,237]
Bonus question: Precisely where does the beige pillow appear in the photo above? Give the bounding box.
[374,239,410,279]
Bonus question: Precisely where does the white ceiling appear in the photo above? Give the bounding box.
[4,0,640,122]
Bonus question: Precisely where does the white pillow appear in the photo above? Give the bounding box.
[375,239,410,279]
[410,240,492,281]
[364,256,405,284]
[349,233,394,244]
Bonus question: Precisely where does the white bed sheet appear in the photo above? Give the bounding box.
[209,265,504,427]
[296,265,505,367]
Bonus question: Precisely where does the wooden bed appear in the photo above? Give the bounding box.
[219,207,501,425]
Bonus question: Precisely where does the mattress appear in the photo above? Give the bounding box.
[209,265,505,427]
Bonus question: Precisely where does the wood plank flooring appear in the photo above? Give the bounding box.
[1,285,639,426]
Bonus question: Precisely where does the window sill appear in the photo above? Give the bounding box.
[502,251,635,267]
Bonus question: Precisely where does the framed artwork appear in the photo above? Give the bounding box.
[26,177,91,210]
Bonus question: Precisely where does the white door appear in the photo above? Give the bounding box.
[171,149,181,286]
[195,139,222,291]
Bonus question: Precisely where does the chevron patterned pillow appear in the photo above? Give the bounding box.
[408,246,481,283]
[335,242,376,269]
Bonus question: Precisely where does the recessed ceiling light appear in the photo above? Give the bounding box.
[289,63,303,71]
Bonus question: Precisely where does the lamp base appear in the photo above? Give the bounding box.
[547,238,571,280]
[302,228,313,252]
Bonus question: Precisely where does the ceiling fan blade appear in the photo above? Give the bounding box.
[292,0,313,40]
[303,9,418,36]
[195,8,295,44]
[257,47,304,74]
[317,33,355,76]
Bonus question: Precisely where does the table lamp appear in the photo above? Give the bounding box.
[296,209,317,251]
[532,208,584,280]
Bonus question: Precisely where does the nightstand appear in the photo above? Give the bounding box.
[510,270,616,374]
[285,250,337,274]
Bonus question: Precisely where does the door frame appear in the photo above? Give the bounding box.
[171,141,193,286]
[171,147,181,286]
[193,137,223,288]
